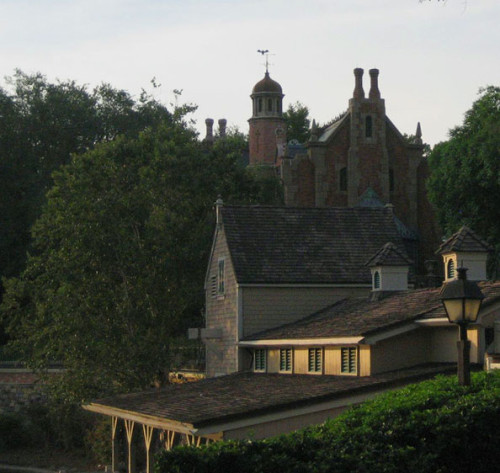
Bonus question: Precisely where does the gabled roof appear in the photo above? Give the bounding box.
[243,281,500,341]
[220,206,408,285]
[366,242,413,267]
[437,226,493,254]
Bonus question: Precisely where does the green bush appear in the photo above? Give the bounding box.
[155,371,500,473]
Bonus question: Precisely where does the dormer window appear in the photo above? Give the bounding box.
[447,259,455,280]
[308,348,322,373]
[280,348,292,372]
[373,271,381,289]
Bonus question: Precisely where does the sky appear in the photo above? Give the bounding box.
[1,0,499,146]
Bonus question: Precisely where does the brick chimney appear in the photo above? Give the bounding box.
[353,68,365,99]
[205,118,214,143]
[218,119,227,138]
[368,69,380,99]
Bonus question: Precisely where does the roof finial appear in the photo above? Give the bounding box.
[257,49,270,74]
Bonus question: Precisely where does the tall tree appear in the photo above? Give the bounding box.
[0,71,171,285]
[427,86,500,274]
[0,120,282,401]
[283,101,310,143]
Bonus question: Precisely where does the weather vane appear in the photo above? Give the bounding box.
[257,49,270,73]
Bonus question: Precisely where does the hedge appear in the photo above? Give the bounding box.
[155,371,500,473]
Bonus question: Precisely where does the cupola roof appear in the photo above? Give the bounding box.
[252,72,283,95]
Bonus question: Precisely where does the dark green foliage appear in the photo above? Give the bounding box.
[0,70,171,286]
[0,119,282,402]
[155,371,500,473]
[283,102,310,144]
[427,86,500,276]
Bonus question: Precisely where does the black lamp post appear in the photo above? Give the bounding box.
[440,267,484,386]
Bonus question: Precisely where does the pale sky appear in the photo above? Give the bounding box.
[1,0,499,146]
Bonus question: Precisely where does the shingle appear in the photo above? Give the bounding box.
[437,226,493,254]
[245,281,500,340]
[365,242,413,267]
[222,206,410,284]
[88,364,456,428]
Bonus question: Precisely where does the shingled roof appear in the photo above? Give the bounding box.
[437,226,493,254]
[220,205,409,284]
[243,281,500,341]
[366,242,413,267]
[85,364,455,431]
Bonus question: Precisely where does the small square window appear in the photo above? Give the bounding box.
[341,347,357,374]
[308,348,322,373]
[254,349,266,372]
[280,348,292,372]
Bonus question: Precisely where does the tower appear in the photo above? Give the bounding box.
[248,71,286,165]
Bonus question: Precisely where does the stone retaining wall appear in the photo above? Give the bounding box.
[0,370,48,413]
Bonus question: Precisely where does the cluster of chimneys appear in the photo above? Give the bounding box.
[204,118,227,143]
[353,68,381,100]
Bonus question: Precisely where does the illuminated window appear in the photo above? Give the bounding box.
[341,347,357,374]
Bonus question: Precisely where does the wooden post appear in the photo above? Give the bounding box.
[124,420,136,473]
[142,425,154,473]
[111,417,119,473]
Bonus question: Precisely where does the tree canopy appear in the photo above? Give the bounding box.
[427,86,500,273]
[283,101,310,143]
[0,116,282,401]
[0,71,171,286]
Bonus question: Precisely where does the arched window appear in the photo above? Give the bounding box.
[340,167,347,192]
[277,99,281,114]
[389,168,394,192]
[447,259,455,279]
[258,98,263,113]
[365,116,373,138]
[374,271,381,289]
[268,98,273,112]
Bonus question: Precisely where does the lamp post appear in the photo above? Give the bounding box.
[440,267,484,386]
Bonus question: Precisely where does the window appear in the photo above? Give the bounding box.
[280,348,292,372]
[254,349,266,372]
[210,274,217,298]
[217,258,225,295]
[268,98,273,112]
[447,259,455,280]
[373,271,381,289]
[341,347,357,374]
[277,100,281,114]
[258,98,263,113]
[365,116,373,138]
[339,167,347,192]
[308,348,322,373]
[389,168,394,192]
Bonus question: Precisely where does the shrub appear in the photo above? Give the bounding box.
[155,371,500,473]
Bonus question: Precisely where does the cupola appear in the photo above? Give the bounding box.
[366,242,412,293]
[250,71,284,119]
[436,226,492,282]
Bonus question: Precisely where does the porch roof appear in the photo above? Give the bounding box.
[84,364,454,434]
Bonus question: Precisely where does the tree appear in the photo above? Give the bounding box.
[427,86,500,274]
[0,71,171,286]
[0,119,282,401]
[283,102,310,143]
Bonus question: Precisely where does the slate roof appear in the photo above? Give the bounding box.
[437,226,493,254]
[221,205,409,284]
[366,242,413,267]
[244,281,500,341]
[86,364,455,429]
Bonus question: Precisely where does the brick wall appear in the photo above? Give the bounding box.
[0,370,47,413]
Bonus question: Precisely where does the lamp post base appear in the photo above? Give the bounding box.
[457,339,471,386]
